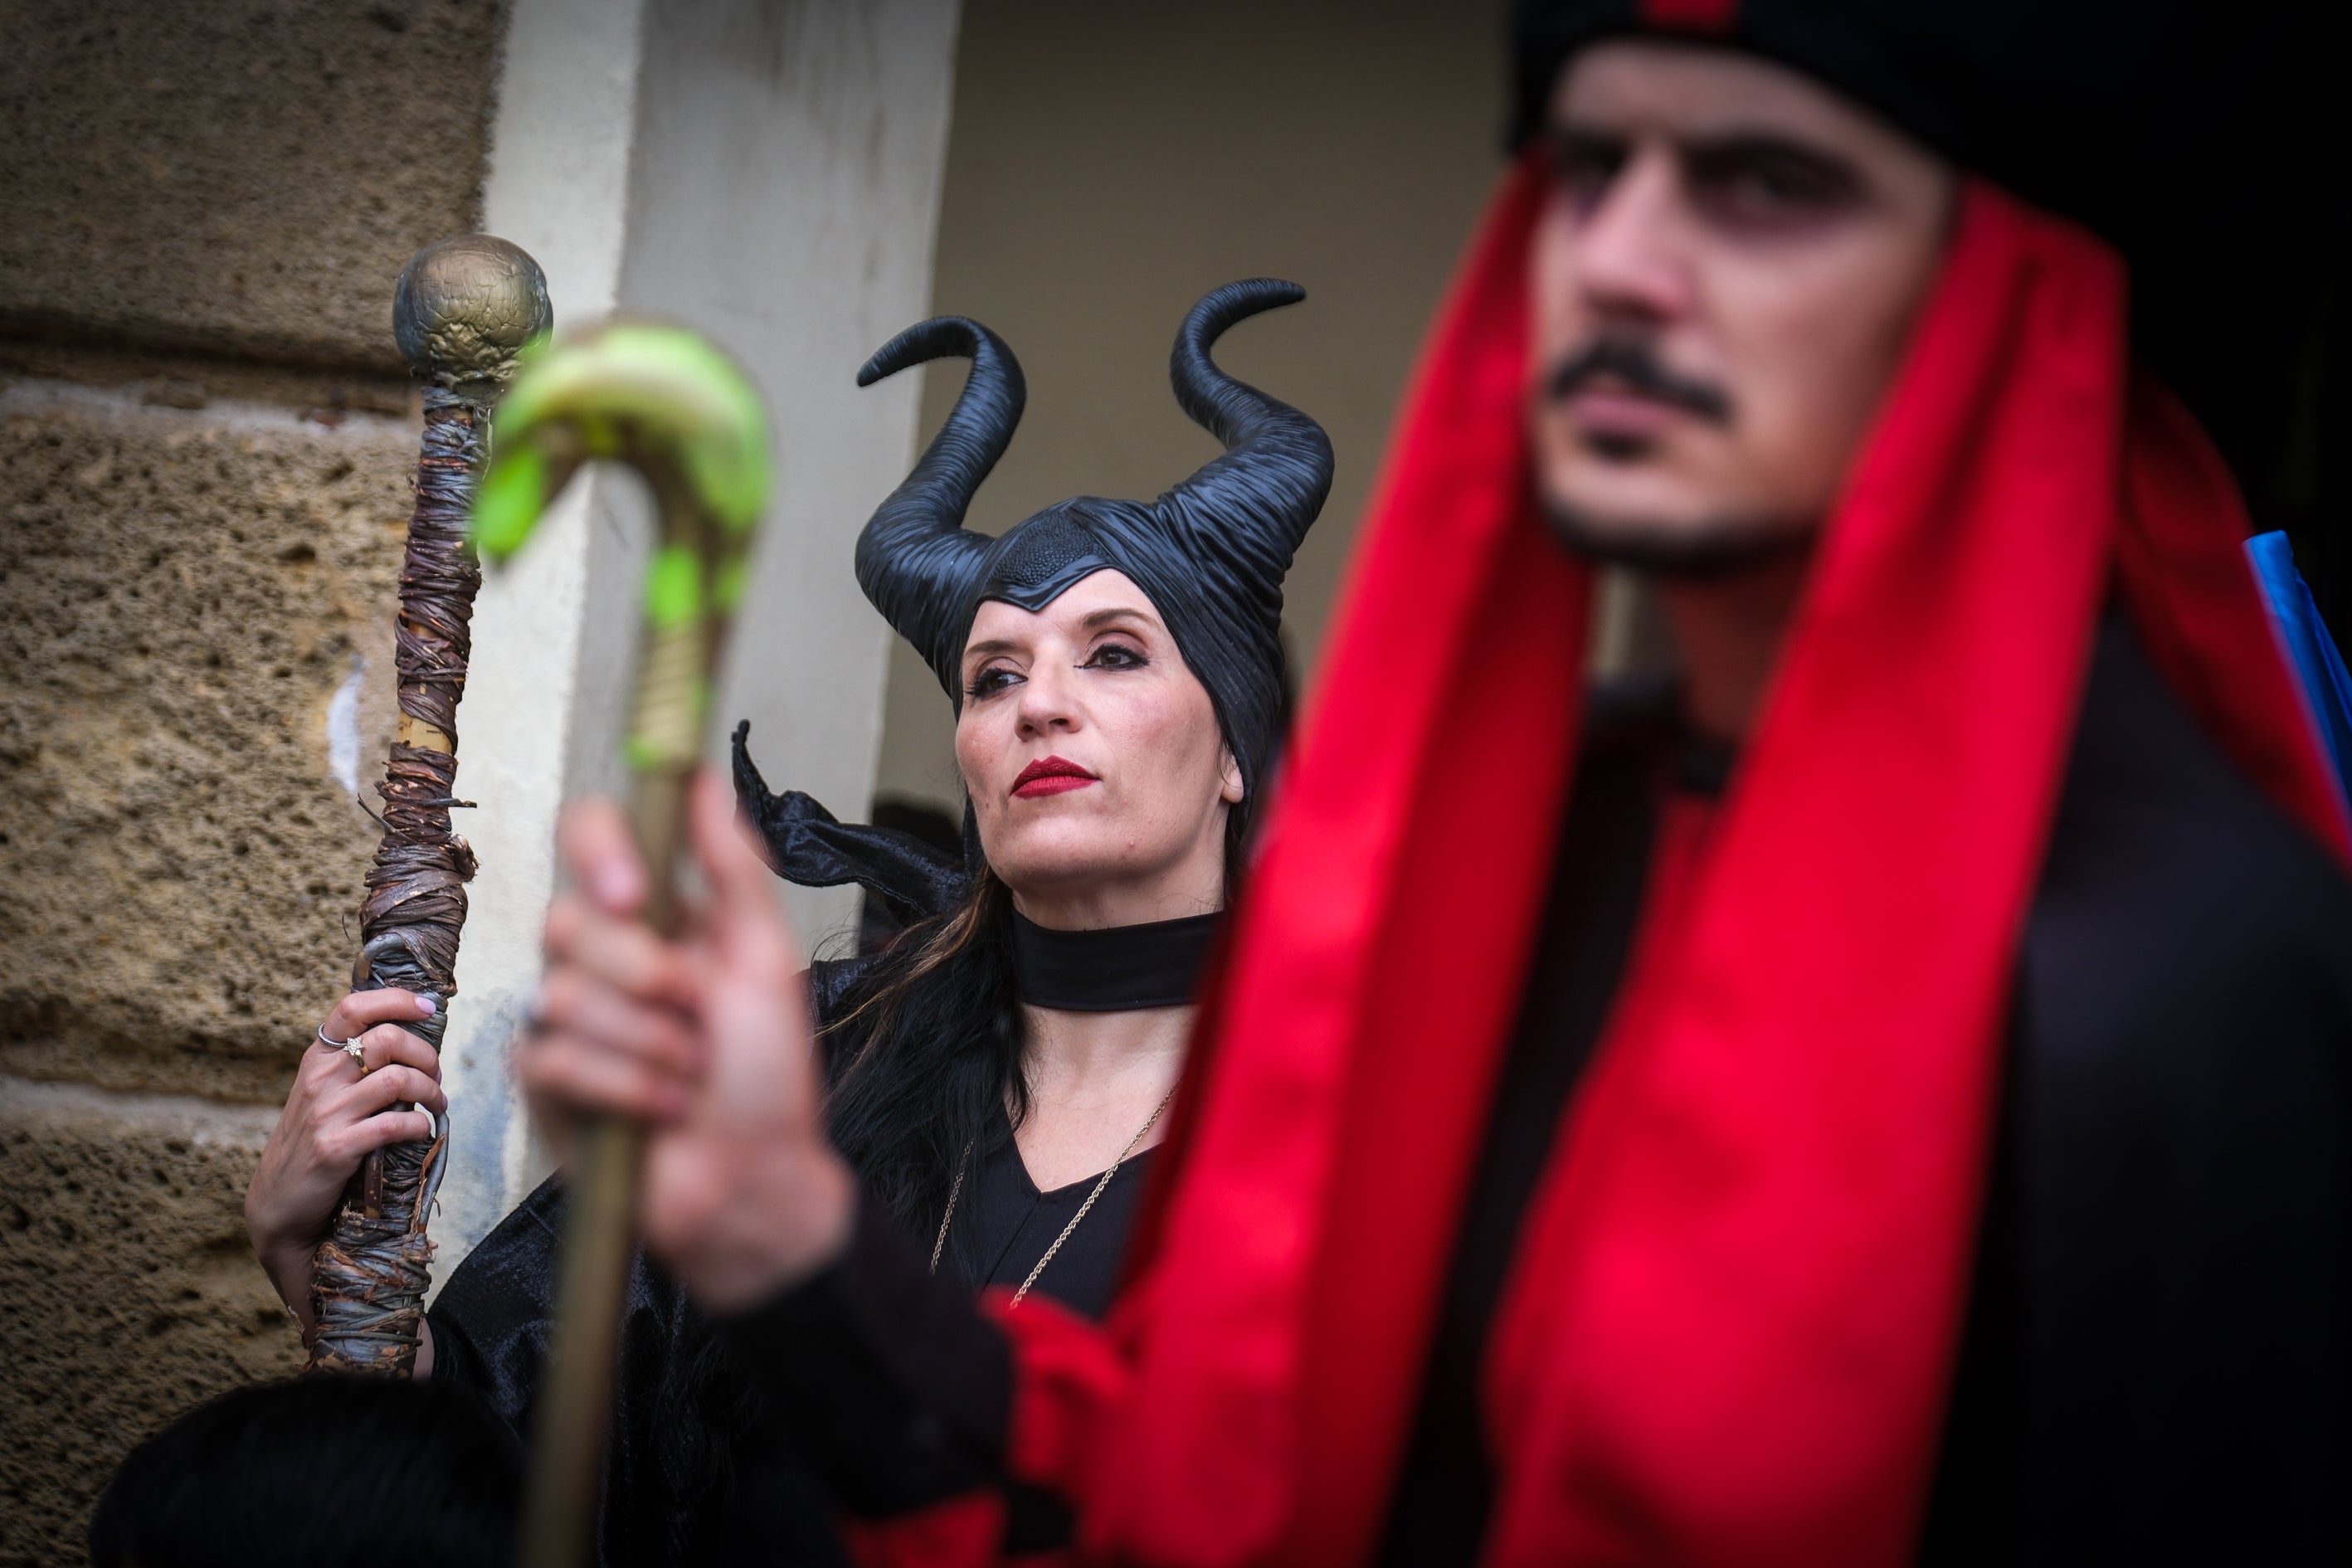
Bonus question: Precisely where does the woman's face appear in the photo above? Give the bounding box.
[956,570,1241,926]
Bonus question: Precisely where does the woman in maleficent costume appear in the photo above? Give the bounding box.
[243,279,1332,1563]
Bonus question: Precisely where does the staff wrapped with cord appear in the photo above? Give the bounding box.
[305,235,549,1377]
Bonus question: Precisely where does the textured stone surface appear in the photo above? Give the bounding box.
[0,382,417,1103]
[0,0,508,372]
[0,334,413,421]
[0,1076,299,1566]
[0,5,516,1552]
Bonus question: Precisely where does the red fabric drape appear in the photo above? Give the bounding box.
[1482,177,2120,1568]
[966,159,2348,1568]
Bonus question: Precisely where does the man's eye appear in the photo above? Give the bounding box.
[1687,149,1859,226]
[1549,134,1625,211]
[1086,642,1147,670]
[966,666,1020,699]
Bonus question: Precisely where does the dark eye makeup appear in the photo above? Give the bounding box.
[966,664,1020,700]
[1545,127,1629,212]
[963,637,1150,700]
[1682,135,1864,226]
[1085,639,1148,670]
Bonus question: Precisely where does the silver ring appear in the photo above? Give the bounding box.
[318,1025,366,1069]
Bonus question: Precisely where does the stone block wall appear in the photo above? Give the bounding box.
[0,2,507,1559]
[1,0,506,370]
[0,1082,292,1559]
[0,390,417,1105]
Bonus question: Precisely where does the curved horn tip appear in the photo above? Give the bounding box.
[1179,282,1310,358]
[1199,278,1307,319]
[856,316,992,390]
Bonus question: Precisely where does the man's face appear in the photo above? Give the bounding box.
[1529,41,1953,571]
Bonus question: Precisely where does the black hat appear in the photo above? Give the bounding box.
[1509,1,2322,257]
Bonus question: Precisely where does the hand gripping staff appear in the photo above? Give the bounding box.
[307,236,551,1377]
[470,321,770,1568]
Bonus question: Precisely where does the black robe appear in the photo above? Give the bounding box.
[718,614,2352,1564]
[426,963,1157,1565]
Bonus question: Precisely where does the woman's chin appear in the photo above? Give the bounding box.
[989,831,1167,901]
[995,855,1138,900]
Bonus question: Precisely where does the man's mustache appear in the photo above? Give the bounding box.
[1546,337,1732,423]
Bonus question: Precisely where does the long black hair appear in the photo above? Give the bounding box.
[818,875,1018,1273]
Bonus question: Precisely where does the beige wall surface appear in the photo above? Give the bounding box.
[0,2,505,1558]
[872,0,1511,811]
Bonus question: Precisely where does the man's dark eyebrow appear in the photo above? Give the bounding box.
[1543,120,1627,154]
[1544,119,1859,183]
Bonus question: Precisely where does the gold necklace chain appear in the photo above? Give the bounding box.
[930,1083,1176,1309]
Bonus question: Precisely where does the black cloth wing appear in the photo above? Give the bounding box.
[733,720,970,928]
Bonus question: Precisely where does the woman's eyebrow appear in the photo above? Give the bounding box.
[963,638,1022,661]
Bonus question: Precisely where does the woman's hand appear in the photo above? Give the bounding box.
[246,990,448,1341]
[519,772,854,1312]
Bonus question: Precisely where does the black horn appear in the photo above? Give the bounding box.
[1158,278,1334,578]
[854,317,1025,679]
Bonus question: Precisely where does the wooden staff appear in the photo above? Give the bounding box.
[470,321,771,1568]
[305,236,552,1377]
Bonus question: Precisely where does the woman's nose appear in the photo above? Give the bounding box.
[1014,661,1079,736]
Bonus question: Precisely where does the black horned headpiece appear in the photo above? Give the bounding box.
[737,280,1333,923]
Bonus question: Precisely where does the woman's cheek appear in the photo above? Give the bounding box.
[953,717,998,801]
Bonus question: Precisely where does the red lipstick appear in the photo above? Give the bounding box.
[1010,756,1098,799]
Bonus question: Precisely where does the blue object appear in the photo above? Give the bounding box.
[2246,530,2352,819]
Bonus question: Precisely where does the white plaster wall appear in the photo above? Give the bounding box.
[436,0,652,1273]
[619,0,962,956]
[431,0,963,1276]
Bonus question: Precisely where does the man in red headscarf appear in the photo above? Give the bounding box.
[518,2,2352,1563]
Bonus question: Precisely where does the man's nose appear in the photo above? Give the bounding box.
[1569,145,1694,325]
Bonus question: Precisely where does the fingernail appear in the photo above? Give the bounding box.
[416,995,438,1016]
[595,865,636,908]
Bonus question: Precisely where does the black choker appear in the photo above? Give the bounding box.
[1011,909,1218,1012]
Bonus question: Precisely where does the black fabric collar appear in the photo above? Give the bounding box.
[1011,909,1218,1012]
